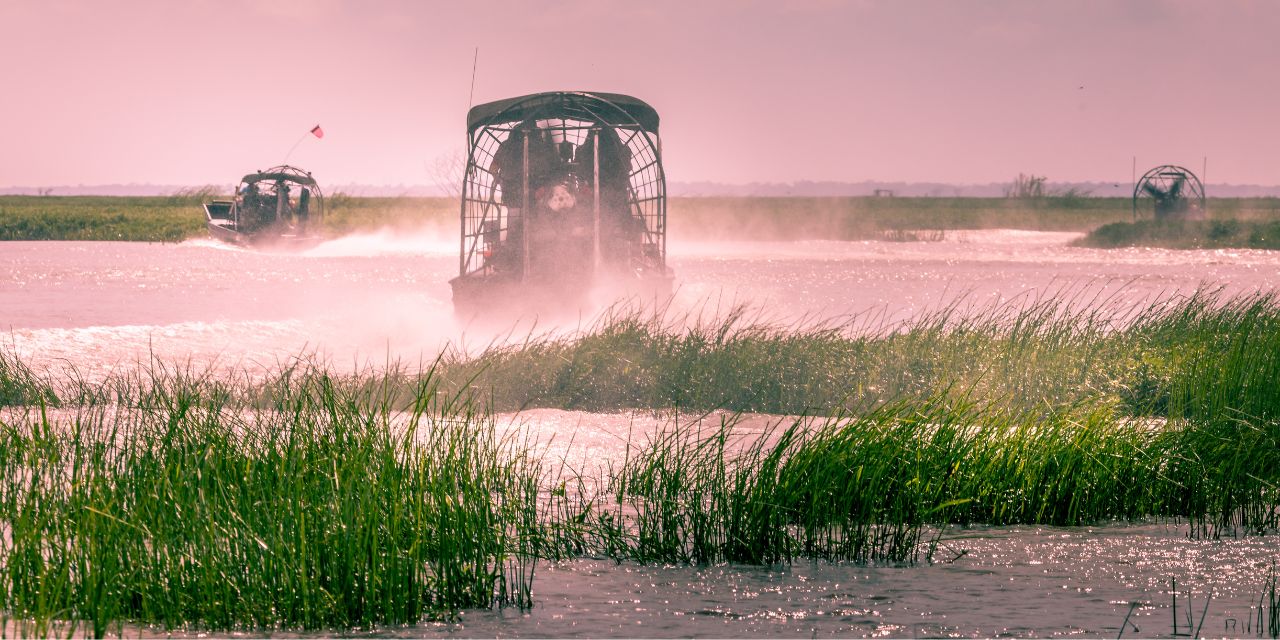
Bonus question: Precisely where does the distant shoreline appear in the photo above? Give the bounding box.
[3,194,1280,245]
[6,182,1280,198]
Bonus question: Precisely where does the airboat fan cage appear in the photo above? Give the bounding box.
[236,164,325,223]
[458,91,667,280]
[1133,165,1204,222]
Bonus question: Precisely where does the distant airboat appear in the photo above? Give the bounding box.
[203,165,324,246]
[1133,165,1205,222]
[450,91,673,315]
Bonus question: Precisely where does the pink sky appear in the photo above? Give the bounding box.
[1,0,1277,188]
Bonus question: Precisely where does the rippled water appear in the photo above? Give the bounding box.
[403,525,1275,638]
[4,230,1280,636]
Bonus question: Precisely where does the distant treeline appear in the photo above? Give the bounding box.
[9,181,1280,198]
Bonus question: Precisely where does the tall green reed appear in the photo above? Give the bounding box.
[0,363,542,635]
[435,288,1280,422]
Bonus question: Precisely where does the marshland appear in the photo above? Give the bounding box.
[6,194,1280,246]
[3,217,1280,637]
[9,0,1280,635]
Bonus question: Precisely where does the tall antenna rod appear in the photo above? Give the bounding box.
[464,47,479,151]
[467,47,479,112]
[1202,156,1208,216]
[1132,156,1137,221]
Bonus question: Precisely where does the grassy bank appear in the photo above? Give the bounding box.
[670,196,1280,241]
[670,195,1125,240]
[0,195,456,242]
[1077,218,1280,250]
[0,196,207,242]
[7,194,1280,242]
[3,292,1280,633]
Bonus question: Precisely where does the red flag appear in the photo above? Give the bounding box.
[310,125,324,139]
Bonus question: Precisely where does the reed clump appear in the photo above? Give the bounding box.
[0,350,58,407]
[588,394,1278,567]
[434,290,1280,423]
[0,364,542,635]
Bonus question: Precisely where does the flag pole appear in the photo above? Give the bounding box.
[283,125,322,164]
[282,131,310,165]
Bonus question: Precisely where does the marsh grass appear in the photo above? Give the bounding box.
[1077,218,1280,250]
[431,289,1280,423]
[669,196,1279,241]
[0,196,457,242]
[1261,562,1280,639]
[0,196,205,242]
[599,399,1146,566]
[3,290,1280,633]
[9,195,1280,242]
[0,364,543,635]
[582,392,1276,567]
[669,196,1132,241]
[0,350,57,408]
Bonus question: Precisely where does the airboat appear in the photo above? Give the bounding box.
[203,165,324,246]
[1133,165,1206,222]
[450,91,673,315]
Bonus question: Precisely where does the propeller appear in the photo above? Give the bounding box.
[1142,173,1187,203]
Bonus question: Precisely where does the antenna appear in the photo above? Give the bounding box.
[464,47,479,149]
[1132,156,1137,221]
[1202,156,1208,216]
[467,47,479,113]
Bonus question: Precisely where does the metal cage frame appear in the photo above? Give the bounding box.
[456,92,667,285]
[232,164,325,232]
[1132,165,1205,221]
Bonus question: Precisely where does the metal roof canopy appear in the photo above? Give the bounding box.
[240,165,318,187]
[466,91,660,135]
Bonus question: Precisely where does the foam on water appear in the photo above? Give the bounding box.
[302,228,457,258]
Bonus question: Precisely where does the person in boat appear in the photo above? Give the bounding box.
[298,187,311,229]
[489,121,559,276]
[240,182,263,230]
[577,124,636,263]
[275,180,291,227]
[491,120,557,209]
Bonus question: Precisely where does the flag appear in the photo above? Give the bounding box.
[310,125,324,139]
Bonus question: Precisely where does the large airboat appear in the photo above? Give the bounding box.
[203,165,324,246]
[450,91,672,315]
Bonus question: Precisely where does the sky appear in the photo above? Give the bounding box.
[1,0,1278,188]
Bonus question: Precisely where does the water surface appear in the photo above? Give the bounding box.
[4,230,1279,636]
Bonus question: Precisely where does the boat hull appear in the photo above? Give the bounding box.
[450,269,674,319]
[206,221,325,249]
